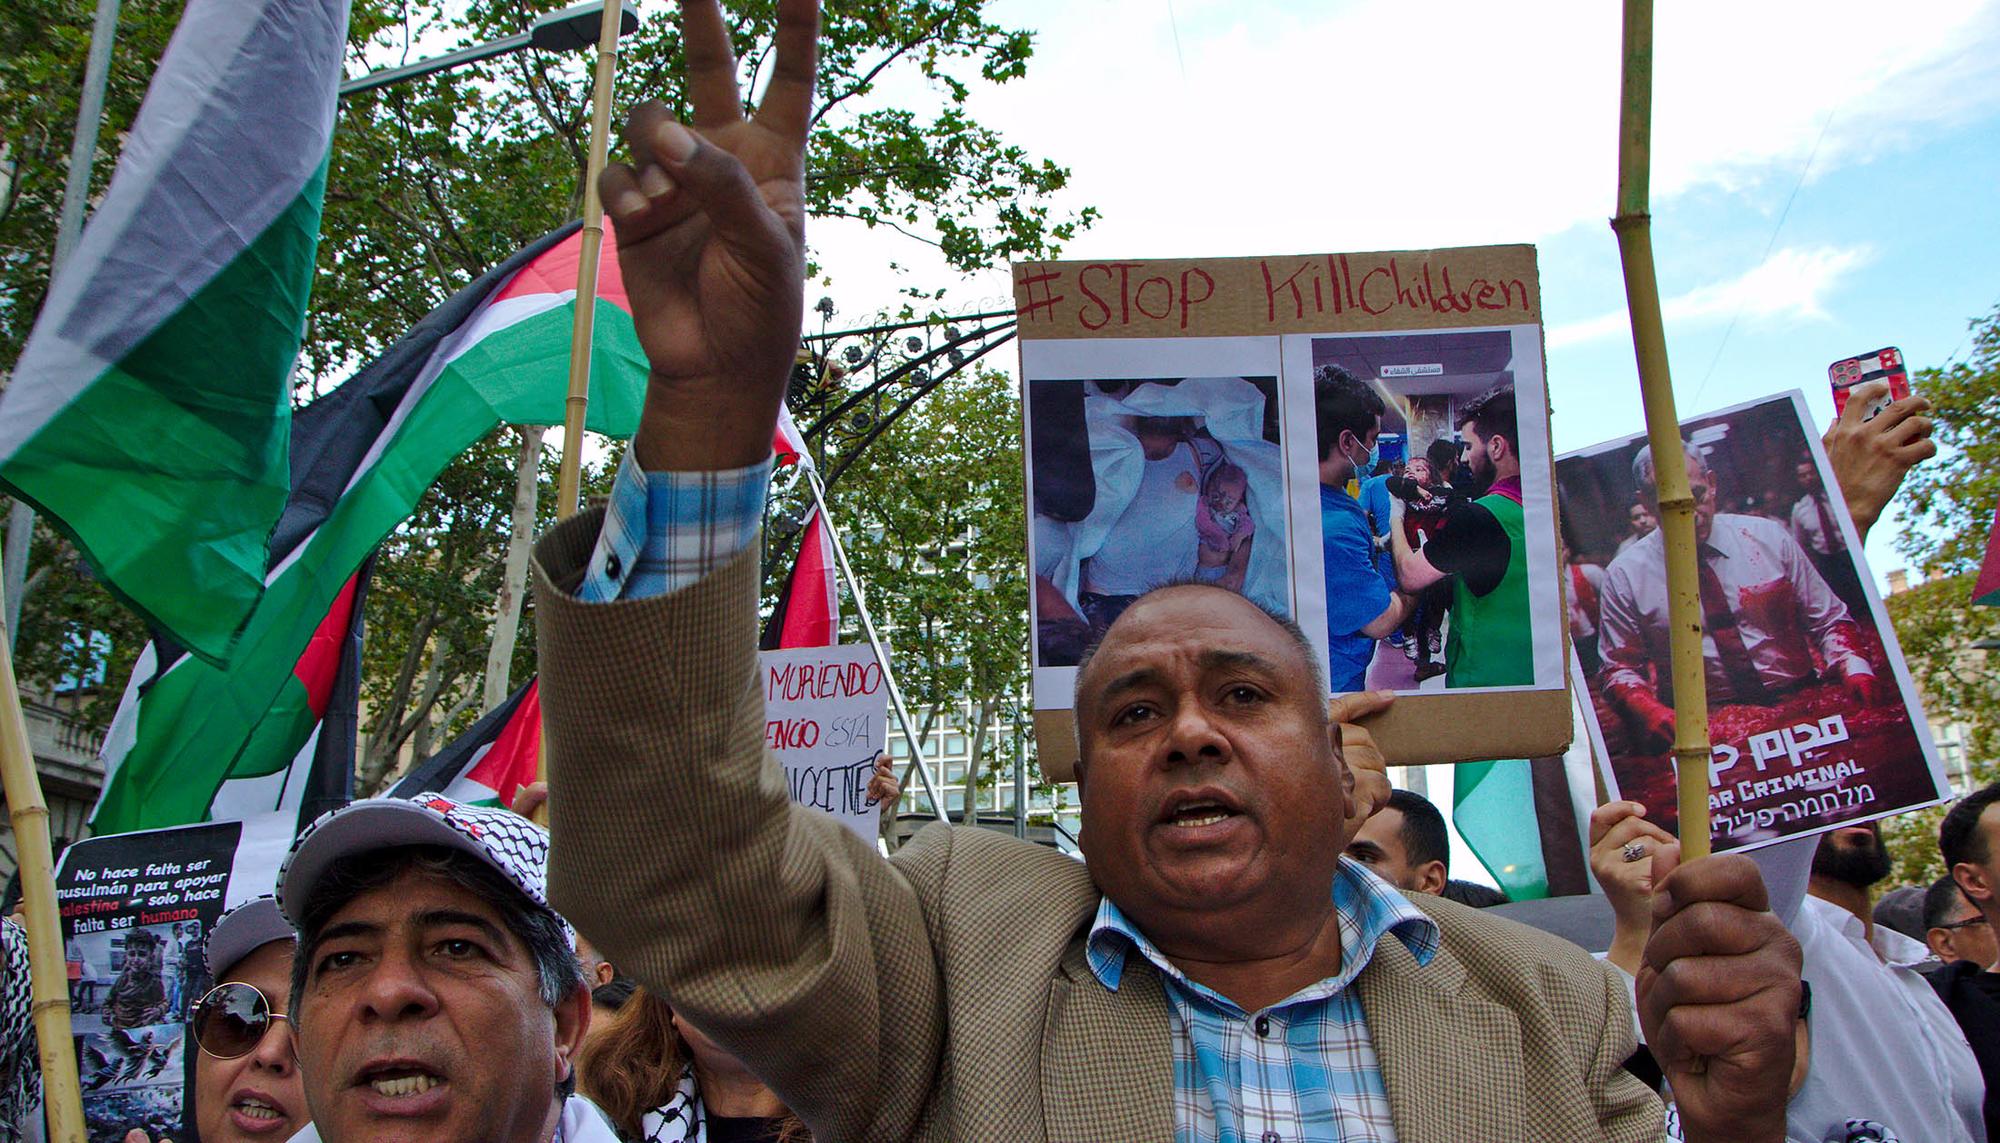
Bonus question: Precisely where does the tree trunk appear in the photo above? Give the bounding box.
[360,607,438,791]
[899,705,941,814]
[3,501,33,647]
[483,425,545,715]
[962,700,994,824]
[400,633,452,766]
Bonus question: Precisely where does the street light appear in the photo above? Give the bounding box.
[339,1,640,98]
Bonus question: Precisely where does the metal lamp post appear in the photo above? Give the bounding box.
[340,0,639,97]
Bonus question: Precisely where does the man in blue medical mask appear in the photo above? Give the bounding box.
[1315,365,1410,692]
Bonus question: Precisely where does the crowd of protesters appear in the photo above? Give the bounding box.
[1,1,1991,1141]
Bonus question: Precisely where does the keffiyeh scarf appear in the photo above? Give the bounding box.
[638,1068,706,1143]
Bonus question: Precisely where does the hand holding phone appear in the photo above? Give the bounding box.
[1829,347,1910,422]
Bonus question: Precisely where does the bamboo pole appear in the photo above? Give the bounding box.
[0,632,86,1141]
[554,0,626,521]
[1614,0,1713,859]
[536,0,625,819]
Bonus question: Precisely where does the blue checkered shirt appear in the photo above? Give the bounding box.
[577,452,772,602]
[1088,857,1440,1143]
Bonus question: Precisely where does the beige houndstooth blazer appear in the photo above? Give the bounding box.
[533,509,1664,1143]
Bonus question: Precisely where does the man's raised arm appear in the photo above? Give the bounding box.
[530,3,942,1138]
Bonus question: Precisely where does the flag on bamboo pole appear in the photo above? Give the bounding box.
[95,560,370,835]
[88,221,656,833]
[760,401,838,646]
[760,504,839,649]
[0,0,351,665]
[387,679,542,810]
[775,405,812,466]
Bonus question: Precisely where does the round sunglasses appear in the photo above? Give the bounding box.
[192,981,294,1060]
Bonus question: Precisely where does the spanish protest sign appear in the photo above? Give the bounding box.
[55,813,293,1142]
[1557,390,1948,851]
[1015,246,1570,777]
[762,643,890,838]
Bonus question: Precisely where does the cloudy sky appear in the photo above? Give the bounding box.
[810,0,2000,586]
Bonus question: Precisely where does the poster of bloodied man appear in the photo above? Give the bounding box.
[1557,391,1947,851]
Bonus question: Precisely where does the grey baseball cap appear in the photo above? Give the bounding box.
[277,794,569,945]
[203,896,294,979]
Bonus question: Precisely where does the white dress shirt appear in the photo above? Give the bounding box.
[1790,493,1847,558]
[1785,894,1987,1142]
[1599,514,1874,703]
[1739,838,1988,1143]
[1611,842,1991,1142]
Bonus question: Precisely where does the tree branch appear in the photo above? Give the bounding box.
[811,8,959,128]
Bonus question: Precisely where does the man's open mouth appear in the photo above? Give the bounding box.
[1166,801,1237,828]
[1159,789,1245,829]
[361,1067,445,1098]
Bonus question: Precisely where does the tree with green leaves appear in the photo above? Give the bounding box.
[309,0,1093,380]
[791,366,1050,821]
[1878,305,2000,886]
[4,0,1089,800]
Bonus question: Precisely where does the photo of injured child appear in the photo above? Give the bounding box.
[1557,392,1946,850]
[1310,328,1557,696]
[1028,376,1286,668]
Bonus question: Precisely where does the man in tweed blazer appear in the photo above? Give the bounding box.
[533,2,1806,1140]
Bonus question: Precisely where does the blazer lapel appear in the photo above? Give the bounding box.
[1041,940,1175,1143]
[1359,934,1524,1143]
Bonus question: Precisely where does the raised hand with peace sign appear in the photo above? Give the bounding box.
[605,0,820,475]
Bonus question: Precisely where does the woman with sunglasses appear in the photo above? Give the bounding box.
[187,896,310,1142]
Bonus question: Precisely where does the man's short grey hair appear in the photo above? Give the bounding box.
[1631,439,1709,498]
[289,845,587,1097]
[1070,579,1327,764]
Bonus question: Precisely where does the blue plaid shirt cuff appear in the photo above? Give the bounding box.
[576,451,770,602]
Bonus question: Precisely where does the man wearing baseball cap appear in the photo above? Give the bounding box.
[272,794,620,1143]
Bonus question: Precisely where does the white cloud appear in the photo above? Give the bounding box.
[809,0,2000,309]
[1545,244,1872,348]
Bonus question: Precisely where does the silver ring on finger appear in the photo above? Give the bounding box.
[1621,841,1649,863]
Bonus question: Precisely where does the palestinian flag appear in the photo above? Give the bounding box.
[389,680,542,810]
[760,504,839,649]
[88,222,651,832]
[775,405,812,467]
[1976,502,2000,608]
[1450,755,1592,902]
[97,560,369,835]
[0,0,349,664]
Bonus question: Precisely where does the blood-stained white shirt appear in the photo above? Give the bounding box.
[1789,493,1847,558]
[1598,513,1873,704]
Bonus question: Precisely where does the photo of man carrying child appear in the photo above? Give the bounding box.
[1029,375,1287,668]
[1313,329,1537,694]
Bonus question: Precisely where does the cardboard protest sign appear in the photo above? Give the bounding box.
[1015,247,1570,779]
[761,643,890,839]
[1557,391,1948,851]
[55,814,294,1142]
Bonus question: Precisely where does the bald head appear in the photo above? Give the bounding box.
[1073,584,1326,772]
[1067,581,1355,974]
[1631,439,1710,501]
